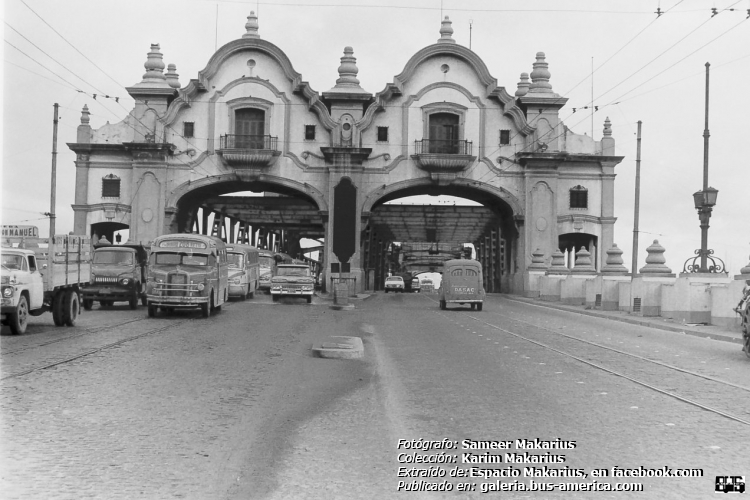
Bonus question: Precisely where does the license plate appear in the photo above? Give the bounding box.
[453,287,475,293]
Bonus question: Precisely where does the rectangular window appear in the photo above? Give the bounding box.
[499,129,511,145]
[570,189,588,209]
[377,126,389,142]
[102,177,121,198]
[305,125,316,140]
[183,122,194,138]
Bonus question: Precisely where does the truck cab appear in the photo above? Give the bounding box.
[82,244,149,309]
[1,249,45,334]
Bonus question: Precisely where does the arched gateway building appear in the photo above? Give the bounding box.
[68,13,623,294]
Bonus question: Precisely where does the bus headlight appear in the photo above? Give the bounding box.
[233,278,241,285]
[197,283,205,291]
[120,278,131,286]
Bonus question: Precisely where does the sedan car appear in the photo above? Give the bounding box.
[384,276,405,293]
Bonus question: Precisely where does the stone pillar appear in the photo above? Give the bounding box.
[523,248,548,298]
[540,249,569,302]
[600,243,630,311]
[631,240,676,317]
[562,247,597,305]
[321,47,373,294]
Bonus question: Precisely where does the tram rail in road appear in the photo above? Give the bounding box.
[419,293,750,427]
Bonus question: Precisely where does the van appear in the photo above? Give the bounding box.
[226,244,260,299]
[438,259,485,311]
[146,234,229,317]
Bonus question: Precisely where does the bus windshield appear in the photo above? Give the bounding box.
[152,252,210,266]
[259,255,274,268]
[227,252,244,268]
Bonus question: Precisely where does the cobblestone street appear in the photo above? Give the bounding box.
[2,293,749,499]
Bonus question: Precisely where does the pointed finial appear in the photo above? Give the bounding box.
[336,47,360,86]
[141,44,166,82]
[438,16,456,44]
[602,244,629,274]
[603,117,612,137]
[515,72,530,97]
[529,52,553,93]
[243,11,259,38]
[166,64,181,89]
[80,104,90,125]
[639,240,673,274]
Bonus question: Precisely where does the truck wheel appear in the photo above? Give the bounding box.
[477,303,483,311]
[147,303,157,317]
[83,299,93,310]
[129,293,138,309]
[272,295,279,302]
[52,292,65,326]
[63,290,79,327]
[201,294,212,318]
[440,299,446,310]
[9,294,29,335]
[306,296,312,304]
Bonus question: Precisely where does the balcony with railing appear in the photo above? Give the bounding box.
[411,139,476,181]
[217,134,281,168]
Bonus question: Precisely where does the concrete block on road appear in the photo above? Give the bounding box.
[312,336,364,359]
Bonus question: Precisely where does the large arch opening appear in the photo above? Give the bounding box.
[362,182,519,293]
[172,179,326,277]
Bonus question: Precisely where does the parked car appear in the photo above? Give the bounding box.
[82,244,148,309]
[384,276,405,293]
[438,259,485,311]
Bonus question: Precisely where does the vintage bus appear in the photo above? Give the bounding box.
[225,243,260,300]
[145,234,229,318]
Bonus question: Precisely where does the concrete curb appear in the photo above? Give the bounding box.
[502,295,744,345]
[312,336,364,359]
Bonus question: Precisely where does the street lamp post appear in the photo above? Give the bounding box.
[683,63,725,274]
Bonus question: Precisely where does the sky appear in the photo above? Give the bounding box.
[2,0,749,274]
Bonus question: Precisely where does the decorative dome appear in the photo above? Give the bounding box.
[515,72,530,97]
[438,16,455,44]
[166,64,181,89]
[243,11,259,39]
[529,52,553,93]
[141,44,167,83]
[336,47,360,87]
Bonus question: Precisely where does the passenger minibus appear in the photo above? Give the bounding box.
[226,243,260,299]
[438,259,485,311]
[146,234,229,317]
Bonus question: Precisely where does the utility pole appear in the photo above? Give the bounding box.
[49,103,59,239]
[631,121,642,276]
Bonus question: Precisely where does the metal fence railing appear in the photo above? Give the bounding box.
[220,134,278,151]
[414,139,472,155]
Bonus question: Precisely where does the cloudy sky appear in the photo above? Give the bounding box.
[2,0,748,273]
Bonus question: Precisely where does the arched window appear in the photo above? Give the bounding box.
[235,108,265,149]
[569,185,588,209]
[102,174,121,198]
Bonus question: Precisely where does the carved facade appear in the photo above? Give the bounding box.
[68,12,623,293]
